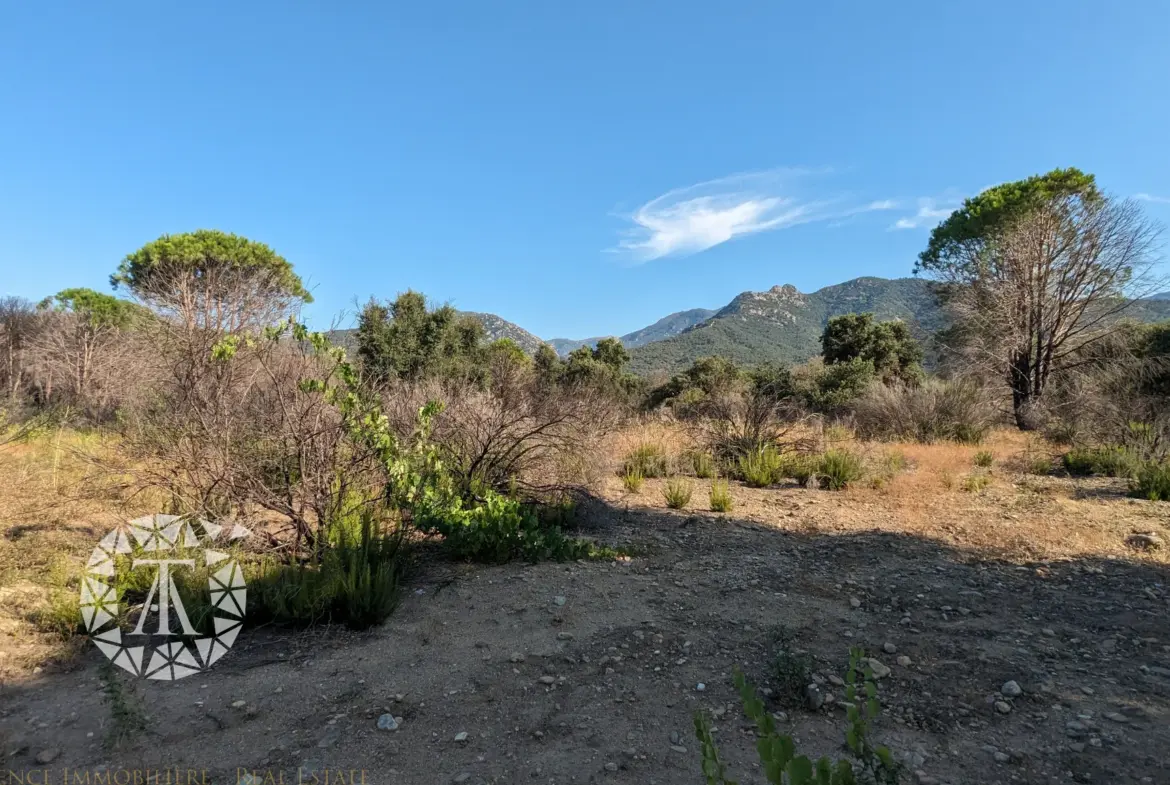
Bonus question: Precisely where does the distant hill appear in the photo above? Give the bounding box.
[629,277,943,374]
[548,308,716,357]
[1150,291,1170,301]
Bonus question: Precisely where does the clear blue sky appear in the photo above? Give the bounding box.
[2,2,1168,339]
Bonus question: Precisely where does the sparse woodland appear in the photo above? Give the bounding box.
[2,168,1170,783]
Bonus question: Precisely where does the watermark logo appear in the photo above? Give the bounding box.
[80,514,251,680]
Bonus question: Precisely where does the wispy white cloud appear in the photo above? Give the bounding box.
[1134,193,1170,204]
[613,169,896,262]
[889,197,959,230]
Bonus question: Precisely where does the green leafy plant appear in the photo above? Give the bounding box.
[973,450,994,468]
[690,450,717,479]
[818,449,864,490]
[622,466,645,493]
[664,477,694,509]
[623,443,669,478]
[710,479,733,513]
[784,453,819,486]
[695,647,901,784]
[738,446,785,488]
[868,449,907,489]
[1061,446,1139,478]
[1130,460,1170,501]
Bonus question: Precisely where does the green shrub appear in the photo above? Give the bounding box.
[695,647,901,785]
[689,450,716,479]
[1130,460,1170,501]
[622,467,644,493]
[664,478,694,509]
[818,448,864,490]
[1061,446,1140,478]
[783,453,818,486]
[709,479,732,513]
[961,472,991,493]
[973,450,994,468]
[738,446,785,487]
[623,443,669,478]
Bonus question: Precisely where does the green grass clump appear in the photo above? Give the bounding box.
[1130,460,1170,501]
[817,448,864,490]
[973,450,994,468]
[663,478,694,509]
[709,479,732,513]
[783,453,819,486]
[689,450,716,479]
[623,443,669,478]
[961,472,991,493]
[1062,446,1140,478]
[622,467,644,493]
[737,446,784,488]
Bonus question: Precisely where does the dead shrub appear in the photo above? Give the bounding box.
[852,377,997,444]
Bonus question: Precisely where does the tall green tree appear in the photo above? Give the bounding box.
[356,291,486,382]
[113,230,311,332]
[916,168,1162,428]
[820,313,923,385]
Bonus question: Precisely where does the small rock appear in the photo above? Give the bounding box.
[669,730,680,745]
[669,745,688,754]
[454,732,468,743]
[1001,680,1022,697]
[557,632,574,641]
[553,595,567,606]
[883,642,897,654]
[866,658,891,679]
[509,652,525,663]
[35,749,60,765]
[993,752,1010,763]
[897,655,912,667]
[538,676,556,685]
[231,700,247,709]
[849,597,862,608]
[377,714,400,731]
[828,675,845,686]
[1080,686,1094,695]
[696,682,706,691]
[604,762,618,772]
[1126,533,1163,551]
[452,774,471,784]
[805,683,824,710]
[1042,628,1056,637]
[994,700,1012,714]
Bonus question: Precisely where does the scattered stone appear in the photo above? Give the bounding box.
[231,700,247,709]
[897,655,912,667]
[604,762,618,772]
[669,730,681,745]
[828,675,845,686]
[1042,628,1056,637]
[35,749,60,765]
[1104,712,1128,724]
[556,632,574,641]
[669,745,688,754]
[553,595,567,606]
[454,732,468,743]
[696,682,706,691]
[1080,686,1094,696]
[538,676,556,685]
[452,774,471,784]
[509,652,525,663]
[883,642,897,654]
[805,683,824,710]
[1126,533,1163,551]
[866,658,891,679]
[994,701,1012,714]
[1001,680,1023,698]
[993,752,1010,763]
[377,714,400,731]
[849,597,862,608]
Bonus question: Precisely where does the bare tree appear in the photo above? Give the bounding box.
[918,169,1163,428]
[0,297,43,403]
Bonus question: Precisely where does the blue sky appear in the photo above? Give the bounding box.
[2,2,1168,339]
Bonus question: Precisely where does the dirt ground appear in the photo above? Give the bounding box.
[2,432,1169,785]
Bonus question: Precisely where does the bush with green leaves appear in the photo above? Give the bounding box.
[784,453,819,486]
[961,472,991,493]
[1130,460,1170,501]
[695,647,901,785]
[710,479,732,512]
[1062,446,1140,478]
[818,449,864,490]
[622,466,644,493]
[689,450,717,478]
[623,443,669,478]
[738,446,785,487]
[664,477,694,509]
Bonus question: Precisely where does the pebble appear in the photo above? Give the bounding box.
[538,676,556,685]
[604,762,618,772]
[696,683,706,691]
[866,658,891,679]
[883,642,897,654]
[454,732,468,743]
[805,684,824,710]
[452,774,471,784]
[557,632,574,641]
[849,597,862,608]
[994,701,1012,714]
[669,731,680,745]
[377,714,400,731]
[1001,680,1022,697]
[897,655,912,667]
[553,596,567,606]
[669,745,688,754]
[509,653,525,663]
[35,749,59,765]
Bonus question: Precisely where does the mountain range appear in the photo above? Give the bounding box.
[338,278,1170,375]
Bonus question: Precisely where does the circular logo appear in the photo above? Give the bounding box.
[80,514,251,681]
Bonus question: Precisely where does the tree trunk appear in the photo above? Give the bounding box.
[1009,351,1038,430]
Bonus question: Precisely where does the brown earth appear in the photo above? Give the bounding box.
[2,432,1169,785]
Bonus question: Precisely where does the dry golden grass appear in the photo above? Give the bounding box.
[601,425,1170,566]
